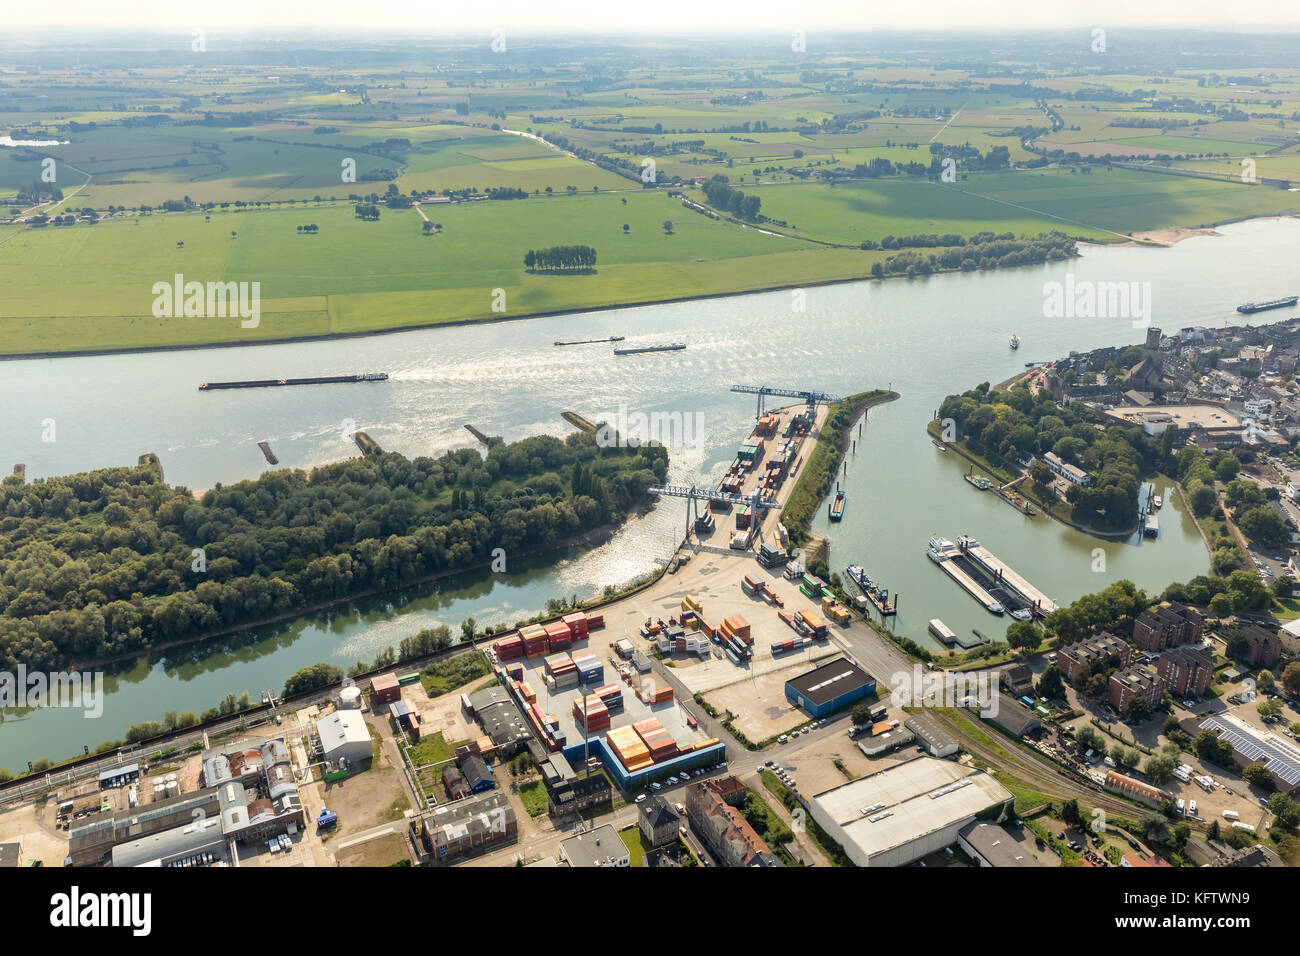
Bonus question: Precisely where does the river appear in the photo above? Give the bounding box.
[2,216,1298,769]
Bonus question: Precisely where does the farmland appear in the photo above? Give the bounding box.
[4,34,1300,355]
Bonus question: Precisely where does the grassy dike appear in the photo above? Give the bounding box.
[782,389,898,545]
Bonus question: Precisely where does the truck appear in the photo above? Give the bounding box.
[317,810,338,830]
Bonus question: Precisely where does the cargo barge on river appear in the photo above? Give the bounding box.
[199,372,388,390]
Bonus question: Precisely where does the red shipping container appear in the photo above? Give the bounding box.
[585,614,605,630]
[561,612,589,638]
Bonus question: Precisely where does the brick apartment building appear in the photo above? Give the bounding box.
[1157,644,1215,697]
[1132,603,1203,652]
[1057,632,1132,683]
[1108,664,1166,712]
[416,791,517,862]
[1221,622,1282,669]
[685,776,782,867]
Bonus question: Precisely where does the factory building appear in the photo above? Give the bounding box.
[784,657,875,718]
[808,758,1013,868]
[316,709,373,770]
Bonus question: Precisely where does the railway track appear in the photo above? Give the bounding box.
[933,710,1141,819]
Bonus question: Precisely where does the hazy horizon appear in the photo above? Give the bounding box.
[2,0,1300,34]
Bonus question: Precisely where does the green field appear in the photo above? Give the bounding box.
[5,41,1300,355]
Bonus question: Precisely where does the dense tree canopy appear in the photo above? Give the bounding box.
[0,429,667,670]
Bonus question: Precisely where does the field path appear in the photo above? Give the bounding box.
[930,97,974,143]
[941,180,1139,242]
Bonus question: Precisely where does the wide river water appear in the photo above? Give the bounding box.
[3,216,1298,769]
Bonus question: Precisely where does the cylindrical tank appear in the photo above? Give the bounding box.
[339,686,362,710]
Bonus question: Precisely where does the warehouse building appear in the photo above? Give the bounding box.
[784,657,876,718]
[985,695,1042,739]
[904,712,959,758]
[958,821,1045,867]
[1103,770,1172,808]
[317,709,372,770]
[808,758,1013,868]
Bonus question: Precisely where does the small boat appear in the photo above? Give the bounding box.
[845,565,871,590]
[1009,333,1021,350]
[964,473,992,491]
[1151,495,1162,510]
[829,490,845,521]
[1008,608,1032,621]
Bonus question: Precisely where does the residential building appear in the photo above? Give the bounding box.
[1220,622,1282,669]
[685,777,780,867]
[1042,451,1092,486]
[1057,632,1132,683]
[1157,645,1215,697]
[638,795,680,848]
[1132,603,1203,652]
[1108,664,1166,712]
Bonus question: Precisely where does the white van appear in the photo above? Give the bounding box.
[1176,798,1185,815]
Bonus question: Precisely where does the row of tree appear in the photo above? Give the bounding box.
[523,245,598,271]
[700,175,761,220]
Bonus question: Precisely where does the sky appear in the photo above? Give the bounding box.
[5,0,1300,32]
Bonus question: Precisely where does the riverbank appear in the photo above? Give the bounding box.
[926,418,1140,539]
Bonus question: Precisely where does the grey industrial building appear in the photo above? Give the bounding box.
[959,821,1045,867]
[809,758,1013,867]
[904,712,960,757]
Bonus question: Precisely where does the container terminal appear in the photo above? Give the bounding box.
[198,372,388,390]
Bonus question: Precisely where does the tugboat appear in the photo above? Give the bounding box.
[845,565,871,591]
[1009,333,1021,350]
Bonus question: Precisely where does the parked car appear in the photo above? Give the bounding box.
[651,782,662,791]
[635,793,648,803]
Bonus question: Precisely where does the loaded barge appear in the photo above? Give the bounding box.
[613,343,686,355]
[555,336,625,346]
[199,372,388,391]
[1237,296,1297,315]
